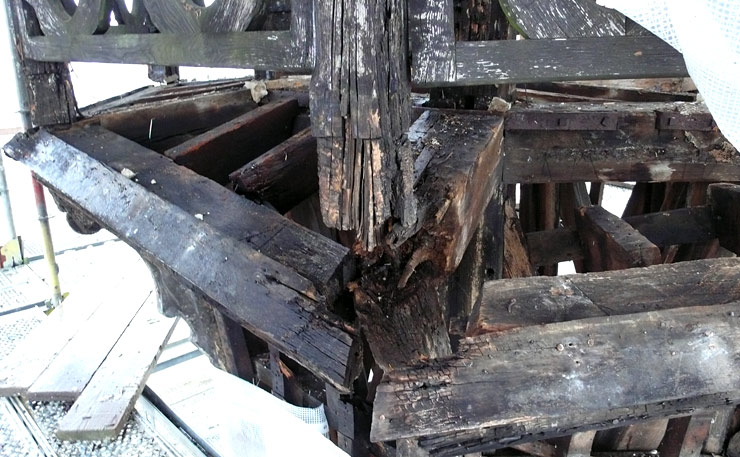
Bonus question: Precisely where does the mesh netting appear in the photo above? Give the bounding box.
[597,0,740,148]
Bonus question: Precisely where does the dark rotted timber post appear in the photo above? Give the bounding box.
[310,0,415,251]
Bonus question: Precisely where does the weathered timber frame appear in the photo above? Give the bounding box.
[408,0,688,86]
[13,0,314,72]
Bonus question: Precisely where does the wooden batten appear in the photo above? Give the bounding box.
[230,128,318,213]
[164,98,300,183]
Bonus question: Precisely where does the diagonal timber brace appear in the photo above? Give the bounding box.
[3,127,361,393]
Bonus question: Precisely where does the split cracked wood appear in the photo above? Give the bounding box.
[353,111,503,372]
[4,128,360,393]
[310,0,413,250]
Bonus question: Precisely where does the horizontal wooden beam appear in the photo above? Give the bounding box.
[23,32,310,71]
[468,258,740,335]
[229,128,318,213]
[576,205,661,271]
[624,206,716,247]
[503,102,739,184]
[450,36,687,87]
[526,228,583,267]
[5,128,359,392]
[164,98,299,183]
[374,304,740,453]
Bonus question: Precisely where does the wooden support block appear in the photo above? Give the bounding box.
[229,128,318,213]
[503,102,738,184]
[576,205,661,271]
[353,111,503,371]
[624,206,716,247]
[709,183,740,256]
[5,128,360,393]
[373,304,740,455]
[164,98,299,183]
[564,431,597,457]
[468,258,740,336]
[56,296,176,440]
[26,286,153,401]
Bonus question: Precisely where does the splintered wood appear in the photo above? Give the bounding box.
[311,0,413,250]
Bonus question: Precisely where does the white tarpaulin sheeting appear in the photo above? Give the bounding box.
[596,0,740,148]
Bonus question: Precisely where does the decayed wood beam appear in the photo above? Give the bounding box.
[353,111,504,372]
[624,206,716,247]
[594,418,669,452]
[4,128,360,392]
[576,205,661,271]
[709,183,740,256]
[373,304,740,454]
[230,128,318,213]
[503,102,739,184]
[310,0,413,250]
[50,125,352,303]
[468,258,740,335]
[164,98,299,184]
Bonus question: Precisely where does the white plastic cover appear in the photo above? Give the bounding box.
[597,0,740,148]
[209,369,349,457]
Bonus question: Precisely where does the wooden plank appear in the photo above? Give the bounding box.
[0,278,130,395]
[624,206,716,247]
[709,184,740,256]
[78,86,258,147]
[594,419,668,452]
[408,0,456,84]
[468,258,740,335]
[503,102,738,184]
[576,205,661,271]
[373,304,740,453]
[56,296,177,440]
[704,407,735,454]
[26,286,153,401]
[229,128,318,213]
[526,228,583,268]
[164,98,299,183]
[22,31,309,71]
[499,0,623,39]
[5,129,359,393]
[452,36,687,87]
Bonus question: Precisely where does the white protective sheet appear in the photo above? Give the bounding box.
[597,0,740,148]
[209,369,349,457]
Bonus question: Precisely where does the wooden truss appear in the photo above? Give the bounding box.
[3,1,740,457]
